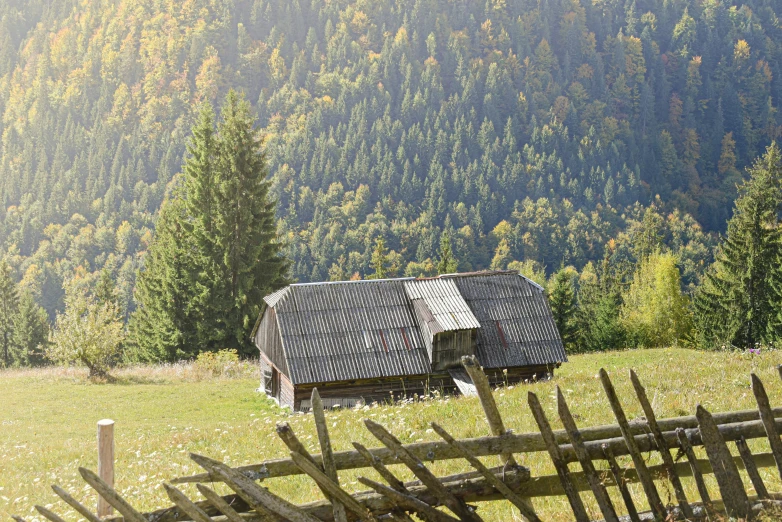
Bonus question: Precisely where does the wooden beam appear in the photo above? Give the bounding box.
[357,478,460,522]
[527,391,589,522]
[430,422,541,522]
[163,484,215,522]
[196,484,247,522]
[557,386,618,522]
[189,453,321,522]
[675,428,712,508]
[364,419,483,522]
[172,407,782,484]
[601,444,640,522]
[696,405,750,519]
[51,484,103,522]
[599,369,665,521]
[290,451,377,521]
[311,388,348,522]
[79,467,147,522]
[629,370,692,518]
[736,437,769,500]
[751,373,782,480]
[34,505,68,522]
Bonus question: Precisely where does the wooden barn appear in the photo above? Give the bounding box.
[251,270,567,410]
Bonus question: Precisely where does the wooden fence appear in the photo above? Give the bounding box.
[16,356,782,522]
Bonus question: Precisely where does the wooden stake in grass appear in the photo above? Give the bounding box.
[34,505,68,522]
[97,419,115,518]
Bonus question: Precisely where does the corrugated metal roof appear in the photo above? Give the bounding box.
[404,278,481,334]
[450,273,567,369]
[270,279,430,384]
[258,271,567,385]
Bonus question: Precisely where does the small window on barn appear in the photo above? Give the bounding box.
[400,327,412,351]
[362,329,372,350]
[262,368,273,395]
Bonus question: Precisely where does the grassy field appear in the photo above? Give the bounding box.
[2,348,782,521]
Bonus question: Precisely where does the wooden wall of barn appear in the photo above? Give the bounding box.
[254,306,289,377]
[431,330,477,371]
[292,364,557,411]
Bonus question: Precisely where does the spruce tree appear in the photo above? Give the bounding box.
[694,142,782,349]
[0,260,18,367]
[548,267,577,352]
[128,192,201,361]
[213,91,289,354]
[12,291,49,366]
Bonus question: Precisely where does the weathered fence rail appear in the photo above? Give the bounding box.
[18,359,782,521]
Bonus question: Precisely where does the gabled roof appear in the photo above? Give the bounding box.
[404,278,480,336]
[257,271,567,385]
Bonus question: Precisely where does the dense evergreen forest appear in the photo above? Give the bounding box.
[1,0,782,362]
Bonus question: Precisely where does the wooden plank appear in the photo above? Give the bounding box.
[430,422,540,522]
[290,451,377,521]
[311,388,349,522]
[353,442,408,492]
[275,420,343,516]
[557,386,619,522]
[357,477,461,522]
[448,369,477,397]
[527,391,589,522]
[173,406,782,483]
[675,428,712,507]
[11,516,27,522]
[34,505,68,522]
[696,405,750,519]
[97,419,115,518]
[364,419,483,522]
[599,369,665,521]
[461,356,515,466]
[751,373,782,480]
[163,484,215,522]
[196,484,247,522]
[51,484,103,522]
[189,453,321,522]
[735,437,769,499]
[601,444,640,522]
[79,467,147,522]
[629,370,692,518]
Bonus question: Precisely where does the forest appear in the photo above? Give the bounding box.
[0,0,782,364]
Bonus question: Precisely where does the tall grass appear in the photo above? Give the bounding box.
[1,348,781,521]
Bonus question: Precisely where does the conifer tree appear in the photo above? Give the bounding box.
[0,260,18,367]
[437,233,458,274]
[694,142,782,349]
[548,267,577,352]
[12,290,49,366]
[213,91,289,353]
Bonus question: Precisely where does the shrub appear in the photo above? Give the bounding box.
[194,349,241,377]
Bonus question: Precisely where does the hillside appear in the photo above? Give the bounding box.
[1,348,781,520]
[1,0,781,314]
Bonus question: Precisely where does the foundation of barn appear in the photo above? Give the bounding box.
[288,364,558,411]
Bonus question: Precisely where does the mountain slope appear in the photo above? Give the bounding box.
[0,0,778,312]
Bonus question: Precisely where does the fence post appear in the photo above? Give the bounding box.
[97,419,115,518]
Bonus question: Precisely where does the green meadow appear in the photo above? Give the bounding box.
[2,348,782,521]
